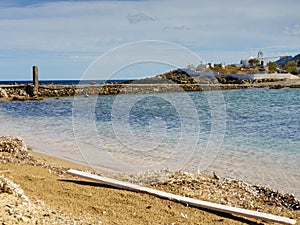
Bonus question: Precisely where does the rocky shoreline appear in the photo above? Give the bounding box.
[1,70,300,101]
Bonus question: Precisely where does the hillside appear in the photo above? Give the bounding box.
[276,53,300,67]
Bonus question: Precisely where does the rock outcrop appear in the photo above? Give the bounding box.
[0,88,9,99]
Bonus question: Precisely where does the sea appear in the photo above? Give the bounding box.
[0,80,299,198]
[0,79,128,85]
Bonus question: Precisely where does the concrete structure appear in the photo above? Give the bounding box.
[178,68,202,76]
[177,68,219,77]
[229,73,292,80]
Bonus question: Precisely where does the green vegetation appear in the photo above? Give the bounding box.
[211,63,226,74]
[209,53,299,75]
[283,61,298,74]
[248,58,260,67]
[222,65,239,74]
[267,62,277,73]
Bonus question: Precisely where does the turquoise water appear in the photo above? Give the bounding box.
[0,88,299,197]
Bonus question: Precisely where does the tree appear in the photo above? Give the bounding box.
[267,61,277,73]
[284,61,297,74]
[248,58,260,67]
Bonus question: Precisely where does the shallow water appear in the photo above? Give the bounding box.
[0,88,299,197]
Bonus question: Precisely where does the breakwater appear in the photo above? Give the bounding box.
[1,80,300,101]
[1,69,300,101]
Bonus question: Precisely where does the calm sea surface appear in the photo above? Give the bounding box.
[0,79,129,85]
[0,87,299,197]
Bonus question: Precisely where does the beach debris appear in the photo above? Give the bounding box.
[213,171,220,180]
[67,169,297,225]
[0,136,68,176]
[180,212,188,219]
[0,136,28,155]
[0,136,298,224]
[0,175,30,204]
[157,172,300,212]
[254,185,300,211]
[0,174,102,224]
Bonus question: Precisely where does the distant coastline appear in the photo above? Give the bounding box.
[0,79,131,86]
[1,70,300,101]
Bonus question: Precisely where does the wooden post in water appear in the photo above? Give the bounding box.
[33,66,39,96]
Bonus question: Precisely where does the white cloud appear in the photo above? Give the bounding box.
[127,12,154,24]
[0,0,300,79]
[164,25,191,31]
[284,24,300,36]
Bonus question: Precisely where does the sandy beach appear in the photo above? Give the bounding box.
[0,136,299,224]
[1,0,300,223]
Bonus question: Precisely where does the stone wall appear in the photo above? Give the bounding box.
[0,83,203,100]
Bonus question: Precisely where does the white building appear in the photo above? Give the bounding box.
[240,56,255,67]
[240,51,269,67]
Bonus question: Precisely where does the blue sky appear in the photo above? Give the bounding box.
[0,0,299,80]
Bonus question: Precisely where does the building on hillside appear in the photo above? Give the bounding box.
[240,50,269,68]
[185,62,217,72]
[206,62,214,69]
[240,56,255,67]
[257,50,270,67]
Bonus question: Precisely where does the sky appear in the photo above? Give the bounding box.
[0,0,299,80]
